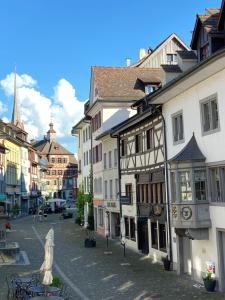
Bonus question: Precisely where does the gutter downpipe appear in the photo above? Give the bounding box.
[161,110,173,266]
[111,133,122,217]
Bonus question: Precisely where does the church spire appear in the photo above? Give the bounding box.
[11,68,24,130]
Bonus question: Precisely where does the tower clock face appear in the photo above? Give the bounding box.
[181,206,192,220]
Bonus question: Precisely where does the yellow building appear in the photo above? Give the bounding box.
[0,122,22,214]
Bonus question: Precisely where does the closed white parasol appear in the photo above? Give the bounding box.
[120,217,125,244]
[40,228,54,285]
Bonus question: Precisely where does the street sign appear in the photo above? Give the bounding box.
[120,196,131,205]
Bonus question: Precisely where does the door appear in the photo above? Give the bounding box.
[94,208,98,230]
[183,237,192,275]
[137,218,149,254]
[218,231,225,292]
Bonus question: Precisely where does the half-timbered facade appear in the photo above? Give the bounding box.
[111,105,167,258]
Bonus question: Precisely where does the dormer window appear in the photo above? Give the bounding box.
[200,43,209,61]
[167,53,177,64]
[145,84,157,95]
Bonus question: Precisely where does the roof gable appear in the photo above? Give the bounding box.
[133,33,189,68]
[191,9,221,49]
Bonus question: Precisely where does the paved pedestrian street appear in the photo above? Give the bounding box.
[1,215,225,300]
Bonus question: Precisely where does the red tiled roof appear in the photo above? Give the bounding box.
[92,66,162,101]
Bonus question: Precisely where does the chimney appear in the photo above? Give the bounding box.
[139,48,148,60]
[126,58,131,67]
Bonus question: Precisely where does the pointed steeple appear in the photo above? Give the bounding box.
[11,68,24,130]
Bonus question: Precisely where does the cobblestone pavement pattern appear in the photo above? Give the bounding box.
[0,214,224,300]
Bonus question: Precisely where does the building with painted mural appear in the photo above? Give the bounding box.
[33,123,78,201]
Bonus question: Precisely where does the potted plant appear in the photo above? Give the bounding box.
[161,255,171,271]
[51,276,63,288]
[203,271,216,292]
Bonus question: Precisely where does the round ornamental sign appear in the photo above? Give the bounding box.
[181,206,192,220]
[153,204,163,216]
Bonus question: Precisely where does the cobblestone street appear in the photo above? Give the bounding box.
[1,215,225,300]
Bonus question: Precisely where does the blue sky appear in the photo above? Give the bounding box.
[0,0,221,152]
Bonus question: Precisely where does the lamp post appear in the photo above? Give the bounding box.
[105,211,110,249]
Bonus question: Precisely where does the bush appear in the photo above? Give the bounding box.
[51,276,62,287]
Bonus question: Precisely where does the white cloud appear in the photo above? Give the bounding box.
[0,100,8,114]
[0,72,84,152]
[0,73,36,96]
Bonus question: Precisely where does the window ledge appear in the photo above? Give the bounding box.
[173,139,185,146]
[202,127,220,137]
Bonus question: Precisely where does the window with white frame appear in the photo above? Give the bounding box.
[109,180,113,199]
[210,168,223,202]
[201,95,219,134]
[194,170,207,201]
[104,180,108,199]
[167,53,177,64]
[172,111,184,143]
[114,149,118,167]
[104,153,107,169]
[98,208,104,226]
[115,178,119,197]
[108,151,112,168]
[179,171,192,201]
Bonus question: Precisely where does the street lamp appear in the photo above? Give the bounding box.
[105,211,110,249]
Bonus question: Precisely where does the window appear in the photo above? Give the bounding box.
[104,153,107,169]
[63,158,67,164]
[104,181,108,199]
[54,180,57,185]
[179,171,192,201]
[201,95,219,134]
[52,170,56,175]
[86,151,89,165]
[98,208,104,226]
[114,149,118,167]
[115,179,119,197]
[108,151,112,168]
[109,180,113,199]
[83,152,86,166]
[121,139,127,156]
[200,43,209,61]
[145,85,157,95]
[125,184,132,202]
[58,170,62,175]
[135,134,142,153]
[194,170,206,201]
[170,172,176,202]
[58,158,62,163]
[172,112,184,143]
[167,53,177,64]
[125,217,129,238]
[130,218,135,240]
[210,168,222,202]
[51,158,55,163]
[146,128,154,150]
